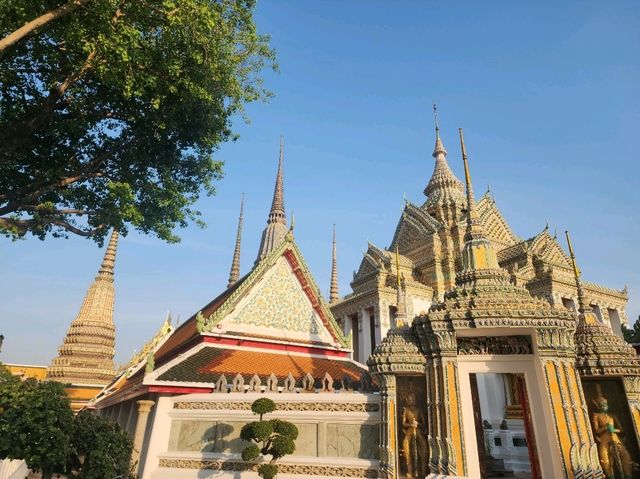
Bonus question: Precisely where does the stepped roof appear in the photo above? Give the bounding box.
[47,230,119,386]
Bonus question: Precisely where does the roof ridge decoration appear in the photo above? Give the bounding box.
[389,201,442,252]
[227,193,244,288]
[197,234,349,348]
[120,314,174,377]
[47,229,119,386]
[256,136,287,262]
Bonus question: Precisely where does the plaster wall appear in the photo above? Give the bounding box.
[142,392,380,479]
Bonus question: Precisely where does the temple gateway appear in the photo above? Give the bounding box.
[58,119,638,478]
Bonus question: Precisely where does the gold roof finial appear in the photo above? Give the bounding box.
[433,103,440,138]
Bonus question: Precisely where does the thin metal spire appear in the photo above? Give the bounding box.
[565,230,587,314]
[329,224,339,303]
[395,246,407,327]
[256,137,289,261]
[227,194,244,288]
[432,104,447,158]
[268,135,286,224]
[459,128,485,241]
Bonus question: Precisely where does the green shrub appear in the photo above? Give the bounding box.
[241,398,298,479]
[257,464,278,479]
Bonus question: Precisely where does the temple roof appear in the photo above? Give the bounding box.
[422,132,466,212]
[155,346,366,385]
[389,201,441,253]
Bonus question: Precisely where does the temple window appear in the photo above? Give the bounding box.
[590,304,603,323]
[367,307,376,350]
[561,298,576,312]
[389,305,398,329]
[608,308,624,338]
[349,313,360,362]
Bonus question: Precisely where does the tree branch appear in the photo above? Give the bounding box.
[0,49,98,155]
[0,0,90,58]
[0,143,121,215]
[0,216,103,237]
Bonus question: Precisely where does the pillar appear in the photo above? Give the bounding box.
[378,374,398,479]
[536,328,601,478]
[132,400,155,475]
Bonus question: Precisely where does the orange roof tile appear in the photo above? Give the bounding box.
[157,346,367,385]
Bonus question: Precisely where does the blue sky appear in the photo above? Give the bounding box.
[1,1,639,365]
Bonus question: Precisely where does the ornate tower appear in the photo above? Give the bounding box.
[227,194,244,288]
[256,136,287,261]
[48,230,118,390]
[423,106,467,293]
[422,106,466,223]
[329,225,339,304]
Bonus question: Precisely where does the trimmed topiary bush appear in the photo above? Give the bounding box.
[241,398,298,478]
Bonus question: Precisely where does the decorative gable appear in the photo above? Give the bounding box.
[196,237,348,349]
[390,202,440,252]
[476,194,518,250]
[529,231,571,268]
[225,256,323,336]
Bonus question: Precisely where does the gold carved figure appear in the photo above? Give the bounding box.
[592,391,635,479]
[400,392,427,478]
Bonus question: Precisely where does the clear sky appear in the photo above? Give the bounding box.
[1,1,639,366]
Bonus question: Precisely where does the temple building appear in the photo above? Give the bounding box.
[330,111,629,364]
[47,230,119,411]
[85,119,640,479]
[92,140,380,479]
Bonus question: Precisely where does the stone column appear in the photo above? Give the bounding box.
[132,399,155,475]
[378,374,398,479]
[536,328,601,478]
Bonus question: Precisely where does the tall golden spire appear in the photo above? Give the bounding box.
[395,246,407,326]
[227,194,244,288]
[565,231,590,318]
[257,137,288,261]
[329,224,339,304]
[457,129,503,283]
[47,229,118,386]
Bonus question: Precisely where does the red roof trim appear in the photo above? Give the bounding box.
[202,336,348,357]
[148,386,212,394]
[283,248,340,343]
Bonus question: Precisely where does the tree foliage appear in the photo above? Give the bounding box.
[622,315,640,344]
[0,365,133,479]
[240,397,298,479]
[0,0,276,244]
[67,410,134,479]
[0,368,74,479]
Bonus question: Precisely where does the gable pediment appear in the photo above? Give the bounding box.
[218,254,338,346]
[195,238,346,348]
[529,232,571,268]
[390,202,441,252]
